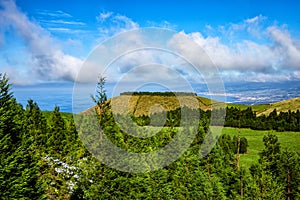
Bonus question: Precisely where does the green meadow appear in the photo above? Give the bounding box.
[212,126,300,168]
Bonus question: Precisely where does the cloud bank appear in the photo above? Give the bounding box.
[0,0,83,83]
[1,1,300,85]
[186,15,300,82]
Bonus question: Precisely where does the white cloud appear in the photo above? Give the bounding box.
[96,11,139,39]
[173,18,300,82]
[44,19,86,26]
[0,0,83,83]
[267,26,300,69]
[146,20,177,30]
[35,9,88,36]
[96,11,113,23]
[245,15,265,24]
[36,10,72,18]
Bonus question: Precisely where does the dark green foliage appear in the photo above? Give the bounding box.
[278,150,300,199]
[0,73,43,199]
[120,91,197,96]
[133,104,300,132]
[218,134,248,154]
[224,107,300,132]
[47,106,68,155]
[24,99,48,148]
[248,133,300,199]
[259,133,281,176]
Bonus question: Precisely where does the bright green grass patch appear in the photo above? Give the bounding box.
[211,127,300,168]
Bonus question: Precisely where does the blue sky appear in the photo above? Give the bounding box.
[1,0,300,85]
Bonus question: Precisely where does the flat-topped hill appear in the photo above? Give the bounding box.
[110,92,222,117]
[82,92,300,117]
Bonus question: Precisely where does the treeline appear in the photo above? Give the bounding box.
[120,91,197,96]
[225,107,300,132]
[132,106,300,132]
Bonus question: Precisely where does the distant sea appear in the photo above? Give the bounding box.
[12,81,300,113]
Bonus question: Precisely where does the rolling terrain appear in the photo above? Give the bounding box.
[82,93,300,117]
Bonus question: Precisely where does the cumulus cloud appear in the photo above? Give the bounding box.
[0,0,83,83]
[176,18,300,82]
[186,31,275,72]
[267,26,300,69]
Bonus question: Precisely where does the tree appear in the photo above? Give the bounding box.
[47,106,67,155]
[0,73,43,198]
[91,76,107,120]
[259,133,281,176]
[91,76,108,143]
[24,99,48,149]
[278,150,300,199]
[248,163,284,199]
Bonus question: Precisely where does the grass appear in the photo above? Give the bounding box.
[82,93,300,118]
[109,95,215,117]
[211,127,300,168]
[255,96,300,116]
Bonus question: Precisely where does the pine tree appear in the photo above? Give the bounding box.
[0,73,43,198]
[47,105,67,155]
[259,133,281,176]
[24,99,48,149]
[91,76,109,144]
[278,150,300,199]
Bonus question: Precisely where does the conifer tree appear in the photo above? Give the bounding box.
[24,99,48,149]
[47,105,67,155]
[0,73,42,198]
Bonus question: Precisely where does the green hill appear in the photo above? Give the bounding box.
[256,96,300,115]
[82,93,300,117]
[225,97,300,116]
[109,94,224,117]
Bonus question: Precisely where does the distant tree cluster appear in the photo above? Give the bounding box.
[132,106,300,132]
[225,107,300,132]
[120,91,197,96]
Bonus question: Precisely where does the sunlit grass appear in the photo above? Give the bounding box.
[211,127,300,168]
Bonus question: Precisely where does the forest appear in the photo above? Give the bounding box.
[1,73,300,199]
[132,104,300,132]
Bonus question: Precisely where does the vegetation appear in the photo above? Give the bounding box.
[120,91,197,96]
[88,91,300,117]
[1,73,300,199]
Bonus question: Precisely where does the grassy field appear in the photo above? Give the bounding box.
[107,95,219,116]
[211,127,300,168]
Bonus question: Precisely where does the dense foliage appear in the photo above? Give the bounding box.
[120,91,197,96]
[1,73,300,199]
[132,106,300,132]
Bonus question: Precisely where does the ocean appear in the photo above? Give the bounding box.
[12,81,300,113]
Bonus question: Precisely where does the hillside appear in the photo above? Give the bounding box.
[83,93,300,117]
[256,96,300,116]
[223,97,300,116]
[109,94,224,117]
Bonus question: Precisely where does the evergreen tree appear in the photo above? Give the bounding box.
[278,150,300,199]
[0,73,43,198]
[259,133,281,176]
[24,99,48,149]
[47,106,67,155]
